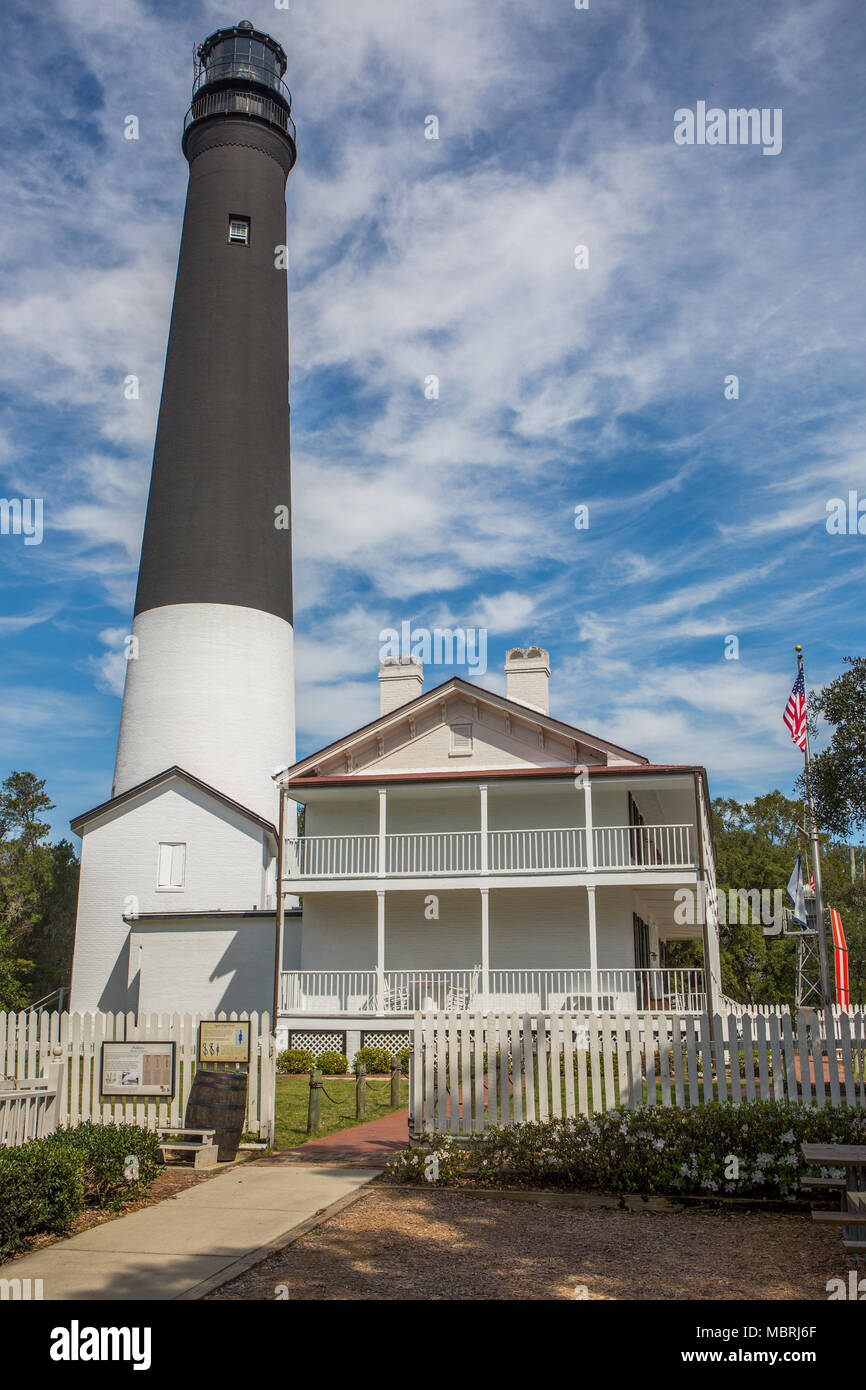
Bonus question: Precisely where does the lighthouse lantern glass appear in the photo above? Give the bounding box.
[203,34,282,93]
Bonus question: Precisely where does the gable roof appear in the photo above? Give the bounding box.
[70,766,278,840]
[275,674,649,782]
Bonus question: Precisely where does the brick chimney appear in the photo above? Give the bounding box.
[505,646,550,715]
[379,656,423,715]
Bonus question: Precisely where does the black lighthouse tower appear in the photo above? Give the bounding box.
[113,21,298,824]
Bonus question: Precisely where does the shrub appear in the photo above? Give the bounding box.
[47,1121,160,1211]
[387,1100,866,1198]
[317,1051,349,1075]
[0,1139,84,1258]
[397,1047,411,1077]
[353,1046,392,1075]
[277,1048,314,1074]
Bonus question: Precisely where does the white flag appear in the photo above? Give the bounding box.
[785,854,807,929]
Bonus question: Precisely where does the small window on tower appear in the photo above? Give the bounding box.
[157,842,186,890]
[228,216,250,245]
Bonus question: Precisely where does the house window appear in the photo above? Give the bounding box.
[449,723,473,756]
[157,842,186,890]
[228,216,250,244]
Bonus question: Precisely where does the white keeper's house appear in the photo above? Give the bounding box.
[275,646,723,1059]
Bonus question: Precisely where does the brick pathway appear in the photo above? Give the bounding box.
[266,1108,410,1165]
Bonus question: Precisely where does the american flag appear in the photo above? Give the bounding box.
[783,669,807,751]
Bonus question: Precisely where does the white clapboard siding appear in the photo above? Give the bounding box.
[410,1009,866,1134]
[0,1010,275,1147]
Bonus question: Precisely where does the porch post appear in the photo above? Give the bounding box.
[479,783,488,874]
[378,786,387,876]
[376,890,386,1016]
[587,885,599,1014]
[480,888,490,1007]
[583,773,594,870]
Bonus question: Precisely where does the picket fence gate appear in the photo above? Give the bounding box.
[0,1065,65,1147]
[0,1011,276,1147]
[409,1008,866,1137]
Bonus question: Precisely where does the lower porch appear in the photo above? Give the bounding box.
[278,883,709,1025]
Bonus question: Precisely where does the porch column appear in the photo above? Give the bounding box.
[480,888,490,1007]
[583,774,594,871]
[376,890,386,1016]
[378,786,387,876]
[479,783,488,874]
[587,885,599,1014]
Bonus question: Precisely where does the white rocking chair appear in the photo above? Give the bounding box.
[444,968,480,1012]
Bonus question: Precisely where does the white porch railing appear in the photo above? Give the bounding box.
[488,828,587,872]
[278,971,378,1013]
[386,832,480,875]
[593,824,695,869]
[279,968,706,1015]
[283,824,696,880]
[286,836,379,878]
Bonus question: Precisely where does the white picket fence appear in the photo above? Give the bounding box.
[0,1066,65,1146]
[0,1011,276,1147]
[720,998,862,1019]
[410,1008,866,1136]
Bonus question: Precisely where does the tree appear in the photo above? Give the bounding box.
[0,771,79,1008]
[799,656,866,840]
[667,789,856,1007]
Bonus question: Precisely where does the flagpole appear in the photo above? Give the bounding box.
[796,644,832,1004]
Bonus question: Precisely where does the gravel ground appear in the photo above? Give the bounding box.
[209,1185,846,1301]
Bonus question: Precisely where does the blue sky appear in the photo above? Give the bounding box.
[1,0,864,840]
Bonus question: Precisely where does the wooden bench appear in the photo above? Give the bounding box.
[802,1143,866,1252]
[157,1126,218,1170]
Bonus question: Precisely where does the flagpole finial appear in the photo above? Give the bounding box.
[795,644,802,653]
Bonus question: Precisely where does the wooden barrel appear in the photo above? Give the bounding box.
[185,1070,248,1161]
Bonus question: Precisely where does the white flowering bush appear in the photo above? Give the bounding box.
[387,1134,470,1184]
[387,1101,866,1198]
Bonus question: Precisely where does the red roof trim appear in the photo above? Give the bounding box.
[287,763,704,792]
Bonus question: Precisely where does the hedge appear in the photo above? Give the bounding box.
[353,1046,392,1075]
[0,1120,160,1259]
[276,1048,315,1074]
[0,1140,84,1259]
[317,1051,349,1075]
[47,1121,161,1210]
[387,1100,866,1198]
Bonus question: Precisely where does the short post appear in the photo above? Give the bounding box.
[307,1065,322,1133]
[356,1062,366,1120]
[390,1056,401,1108]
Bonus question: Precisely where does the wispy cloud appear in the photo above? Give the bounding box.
[0,0,864,834]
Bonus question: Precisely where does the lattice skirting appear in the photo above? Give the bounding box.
[288,1030,347,1057]
[361,1030,411,1053]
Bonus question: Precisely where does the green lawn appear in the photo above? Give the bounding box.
[273,1074,410,1149]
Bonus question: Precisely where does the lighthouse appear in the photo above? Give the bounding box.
[113,20,297,825]
[69,23,298,1015]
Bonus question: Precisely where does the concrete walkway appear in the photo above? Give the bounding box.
[7,1160,380,1301]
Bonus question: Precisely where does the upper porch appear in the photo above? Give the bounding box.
[282,772,706,889]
